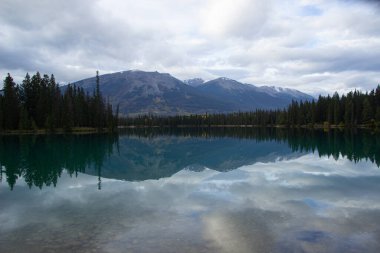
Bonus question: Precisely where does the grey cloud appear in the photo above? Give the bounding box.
[205,67,251,81]
[0,47,40,70]
[228,2,273,39]
[0,0,174,82]
[0,0,379,94]
[282,46,380,74]
[343,0,380,4]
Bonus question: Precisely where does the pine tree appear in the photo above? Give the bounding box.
[47,74,60,131]
[96,70,100,99]
[27,72,42,125]
[3,73,20,129]
[332,92,340,125]
[94,71,103,130]
[362,97,373,123]
[114,104,120,129]
[36,74,50,127]
[62,84,74,131]
[376,107,380,122]
[0,95,4,130]
[345,93,354,126]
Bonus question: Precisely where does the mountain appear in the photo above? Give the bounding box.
[73,70,233,116]
[258,85,313,102]
[196,77,313,111]
[71,70,313,116]
[184,78,205,87]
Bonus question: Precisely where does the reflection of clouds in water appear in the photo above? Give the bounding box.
[200,154,380,252]
[0,154,380,252]
[202,208,284,253]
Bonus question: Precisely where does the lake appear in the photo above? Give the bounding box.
[1,128,380,253]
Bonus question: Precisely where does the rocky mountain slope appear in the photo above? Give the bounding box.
[72,70,313,116]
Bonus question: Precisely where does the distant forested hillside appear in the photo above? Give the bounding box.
[122,85,380,128]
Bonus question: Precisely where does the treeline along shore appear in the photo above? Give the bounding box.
[121,85,380,130]
[0,72,118,133]
[1,72,379,133]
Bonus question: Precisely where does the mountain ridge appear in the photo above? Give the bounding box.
[71,70,313,116]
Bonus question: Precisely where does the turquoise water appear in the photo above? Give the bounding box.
[0,129,380,252]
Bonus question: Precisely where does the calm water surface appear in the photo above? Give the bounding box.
[0,128,380,253]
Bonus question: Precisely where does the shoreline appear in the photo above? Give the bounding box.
[0,127,115,135]
[1,124,378,135]
[119,124,379,130]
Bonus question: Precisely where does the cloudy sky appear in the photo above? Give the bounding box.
[0,0,379,95]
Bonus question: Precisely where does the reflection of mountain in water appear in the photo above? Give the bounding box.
[85,136,299,181]
[0,128,379,189]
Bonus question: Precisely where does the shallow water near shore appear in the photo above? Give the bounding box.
[1,128,380,253]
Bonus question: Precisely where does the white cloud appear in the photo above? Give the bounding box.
[201,0,273,39]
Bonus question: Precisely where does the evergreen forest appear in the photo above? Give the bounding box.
[0,72,118,132]
[122,85,380,129]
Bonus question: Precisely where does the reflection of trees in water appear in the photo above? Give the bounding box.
[0,134,118,190]
[0,128,379,190]
[285,129,380,167]
[120,127,380,167]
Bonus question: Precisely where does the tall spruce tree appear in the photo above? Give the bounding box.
[0,94,3,130]
[362,97,373,122]
[3,73,20,129]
